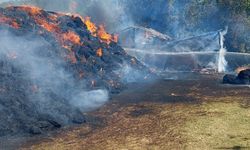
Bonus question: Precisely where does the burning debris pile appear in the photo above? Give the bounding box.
[0,6,151,136]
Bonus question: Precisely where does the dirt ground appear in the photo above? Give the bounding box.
[20,74,250,150]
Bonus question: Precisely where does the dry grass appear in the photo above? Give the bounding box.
[24,97,250,150]
[24,103,189,150]
[183,98,250,150]
[21,79,250,150]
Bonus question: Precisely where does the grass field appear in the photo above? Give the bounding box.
[21,75,250,150]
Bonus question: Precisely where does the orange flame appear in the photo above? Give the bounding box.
[3,6,118,45]
[10,21,20,29]
[96,48,103,57]
[0,14,20,29]
[10,6,60,32]
[62,31,81,45]
[84,17,97,35]
[6,6,58,32]
[35,19,60,32]
[83,17,118,44]
[97,25,118,44]
[97,25,113,44]
[0,6,120,66]
[14,5,42,15]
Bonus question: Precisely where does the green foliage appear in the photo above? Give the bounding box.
[217,0,250,15]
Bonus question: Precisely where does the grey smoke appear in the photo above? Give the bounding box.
[0,29,109,123]
[71,89,108,111]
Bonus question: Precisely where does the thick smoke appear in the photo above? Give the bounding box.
[0,29,109,123]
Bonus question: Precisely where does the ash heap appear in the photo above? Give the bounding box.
[0,6,151,136]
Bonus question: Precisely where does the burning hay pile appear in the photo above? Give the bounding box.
[0,6,151,136]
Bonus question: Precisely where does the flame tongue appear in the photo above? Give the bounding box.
[83,17,118,44]
[97,25,113,44]
[84,16,97,35]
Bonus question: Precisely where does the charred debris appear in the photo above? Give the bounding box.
[0,6,152,136]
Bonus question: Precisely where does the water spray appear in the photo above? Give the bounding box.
[217,26,228,73]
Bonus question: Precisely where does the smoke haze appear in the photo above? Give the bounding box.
[0,28,109,124]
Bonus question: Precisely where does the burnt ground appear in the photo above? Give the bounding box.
[7,73,250,149]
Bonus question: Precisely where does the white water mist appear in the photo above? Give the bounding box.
[217,26,228,73]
